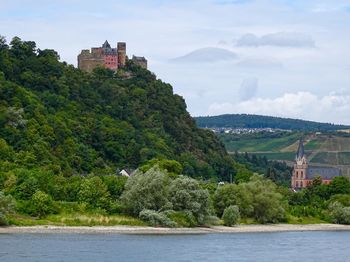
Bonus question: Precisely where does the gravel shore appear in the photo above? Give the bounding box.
[1,224,350,234]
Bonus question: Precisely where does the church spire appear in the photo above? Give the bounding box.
[296,138,305,160]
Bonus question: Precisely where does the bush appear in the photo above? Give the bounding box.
[164,210,197,227]
[139,209,176,227]
[121,167,171,215]
[168,176,210,224]
[0,191,15,226]
[0,212,8,226]
[329,202,350,225]
[222,205,240,226]
[214,175,287,223]
[29,190,56,218]
[78,176,111,211]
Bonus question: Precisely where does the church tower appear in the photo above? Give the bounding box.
[291,138,308,189]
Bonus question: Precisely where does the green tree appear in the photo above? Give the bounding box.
[0,191,15,225]
[168,176,210,224]
[121,167,171,216]
[328,177,350,195]
[29,190,55,218]
[242,175,287,223]
[214,175,286,223]
[222,205,240,226]
[329,202,350,225]
[78,176,111,210]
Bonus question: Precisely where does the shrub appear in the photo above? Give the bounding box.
[121,167,171,215]
[214,175,287,223]
[0,212,8,226]
[164,210,197,227]
[222,205,240,226]
[168,176,210,224]
[78,176,111,211]
[29,190,56,218]
[139,209,176,227]
[0,191,15,226]
[329,202,350,225]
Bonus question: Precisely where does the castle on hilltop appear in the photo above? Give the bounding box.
[78,40,147,72]
[291,139,341,190]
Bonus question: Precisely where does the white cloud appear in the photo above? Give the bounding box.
[208,91,350,124]
[170,47,238,63]
[237,32,315,48]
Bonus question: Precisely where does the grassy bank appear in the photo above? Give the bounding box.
[8,213,145,227]
[6,213,328,227]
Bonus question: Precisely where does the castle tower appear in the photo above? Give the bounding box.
[291,138,309,189]
[117,42,126,67]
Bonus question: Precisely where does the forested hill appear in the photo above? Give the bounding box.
[0,36,234,180]
[195,114,349,131]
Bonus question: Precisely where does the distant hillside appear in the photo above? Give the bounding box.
[195,114,350,131]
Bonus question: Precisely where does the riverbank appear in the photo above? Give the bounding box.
[1,224,350,234]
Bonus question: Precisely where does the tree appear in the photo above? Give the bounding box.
[329,202,350,225]
[121,167,170,215]
[214,184,240,217]
[242,175,286,223]
[329,177,350,195]
[0,191,15,225]
[214,175,286,223]
[168,176,210,224]
[29,190,55,218]
[78,176,111,210]
[214,183,254,218]
[222,205,240,226]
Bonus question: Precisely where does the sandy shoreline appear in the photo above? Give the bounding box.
[1,224,350,234]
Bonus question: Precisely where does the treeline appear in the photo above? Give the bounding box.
[2,160,350,227]
[232,152,292,186]
[195,114,349,131]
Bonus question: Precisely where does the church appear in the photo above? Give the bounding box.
[291,139,342,189]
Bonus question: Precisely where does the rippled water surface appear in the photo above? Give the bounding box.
[1,231,349,261]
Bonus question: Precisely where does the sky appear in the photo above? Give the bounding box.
[1,0,350,124]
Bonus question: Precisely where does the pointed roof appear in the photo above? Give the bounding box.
[102,40,111,49]
[296,138,305,159]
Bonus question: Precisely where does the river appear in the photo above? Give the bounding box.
[1,231,349,261]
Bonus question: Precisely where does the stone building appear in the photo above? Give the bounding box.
[291,139,341,189]
[78,40,148,72]
[131,55,148,69]
[77,40,126,72]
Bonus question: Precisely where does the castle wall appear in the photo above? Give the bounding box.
[117,42,126,67]
[104,55,118,70]
[78,53,104,72]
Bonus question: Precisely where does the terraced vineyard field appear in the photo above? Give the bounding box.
[219,132,350,177]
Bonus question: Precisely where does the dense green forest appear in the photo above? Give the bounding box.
[0,36,234,180]
[195,114,349,131]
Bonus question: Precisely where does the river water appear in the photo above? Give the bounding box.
[0,231,349,261]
